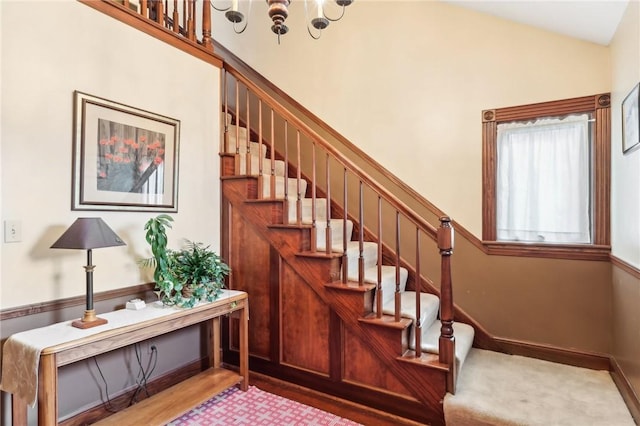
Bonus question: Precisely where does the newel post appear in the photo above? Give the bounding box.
[438,216,456,392]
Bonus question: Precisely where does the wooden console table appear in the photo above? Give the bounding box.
[7,290,248,425]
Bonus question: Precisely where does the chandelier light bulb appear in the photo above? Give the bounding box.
[213,0,354,41]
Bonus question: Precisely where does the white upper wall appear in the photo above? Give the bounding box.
[1,1,221,308]
[212,0,611,239]
[611,1,640,268]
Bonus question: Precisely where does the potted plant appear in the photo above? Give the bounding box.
[140,214,230,308]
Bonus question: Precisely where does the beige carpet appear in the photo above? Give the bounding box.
[444,349,636,426]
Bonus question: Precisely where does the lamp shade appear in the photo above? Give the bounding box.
[51,218,125,250]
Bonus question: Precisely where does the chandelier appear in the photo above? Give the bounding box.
[212,0,354,42]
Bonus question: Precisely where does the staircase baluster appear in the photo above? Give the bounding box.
[394,210,401,322]
[296,131,302,225]
[311,142,317,252]
[156,0,164,25]
[181,0,186,32]
[187,0,195,41]
[438,216,456,392]
[415,227,422,357]
[222,70,228,157]
[234,80,240,155]
[245,88,251,175]
[284,121,289,223]
[325,153,332,255]
[172,0,179,34]
[141,0,148,18]
[201,0,212,48]
[258,99,264,197]
[342,168,348,284]
[376,196,382,318]
[358,181,364,287]
[270,109,276,197]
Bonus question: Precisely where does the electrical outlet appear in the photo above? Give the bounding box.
[4,220,22,243]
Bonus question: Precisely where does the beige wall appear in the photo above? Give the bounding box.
[0,1,221,309]
[212,0,611,238]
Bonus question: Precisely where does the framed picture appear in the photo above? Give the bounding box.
[72,91,180,212]
[622,82,640,154]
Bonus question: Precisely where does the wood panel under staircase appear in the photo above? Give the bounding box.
[219,70,476,425]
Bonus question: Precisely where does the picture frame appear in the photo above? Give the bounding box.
[72,91,180,212]
[622,82,640,154]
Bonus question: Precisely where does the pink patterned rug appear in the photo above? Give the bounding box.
[167,385,362,425]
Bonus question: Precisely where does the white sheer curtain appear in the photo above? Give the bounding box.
[496,114,591,244]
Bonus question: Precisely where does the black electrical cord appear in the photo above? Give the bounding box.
[128,343,158,406]
[93,343,159,412]
[93,357,118,413]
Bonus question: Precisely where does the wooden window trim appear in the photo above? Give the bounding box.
[482,94,611,260]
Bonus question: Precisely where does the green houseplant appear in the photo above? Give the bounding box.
[140,214,230,308]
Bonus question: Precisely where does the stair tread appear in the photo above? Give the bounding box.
[381,291,440,325]
[269,223,315,229]
[296,250,344,259]
[398,351,448,371]
[413,321,475,368]
[359,313,413,330]
[325,281,377,292]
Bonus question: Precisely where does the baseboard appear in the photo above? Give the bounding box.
[60,358,208,425]
[492,337,611,370]
[611,357,640,425]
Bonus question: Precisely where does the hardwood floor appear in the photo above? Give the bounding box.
[248,371,427,426]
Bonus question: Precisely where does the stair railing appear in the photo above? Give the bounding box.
[222,65,458,384]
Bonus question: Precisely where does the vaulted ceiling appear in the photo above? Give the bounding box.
[441,0,629,45]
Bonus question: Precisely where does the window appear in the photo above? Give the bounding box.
[482,94,610,260]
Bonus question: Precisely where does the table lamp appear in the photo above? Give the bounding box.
[51,218,126,329]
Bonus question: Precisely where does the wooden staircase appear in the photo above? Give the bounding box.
[220,97,475,424]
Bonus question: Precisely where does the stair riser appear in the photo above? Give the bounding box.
[287,198,328,223]
[237,155,286,176]
[261,177,308,199]
[315,220,354,252]
[222,177,259,199]
[359,321,410,355]
[344,243,378,281]
[225,136,267,157]
[326,287,374,318]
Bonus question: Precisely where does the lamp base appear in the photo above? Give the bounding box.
[72,309,108,329]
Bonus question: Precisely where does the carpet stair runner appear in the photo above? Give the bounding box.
[224,116,476,377]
